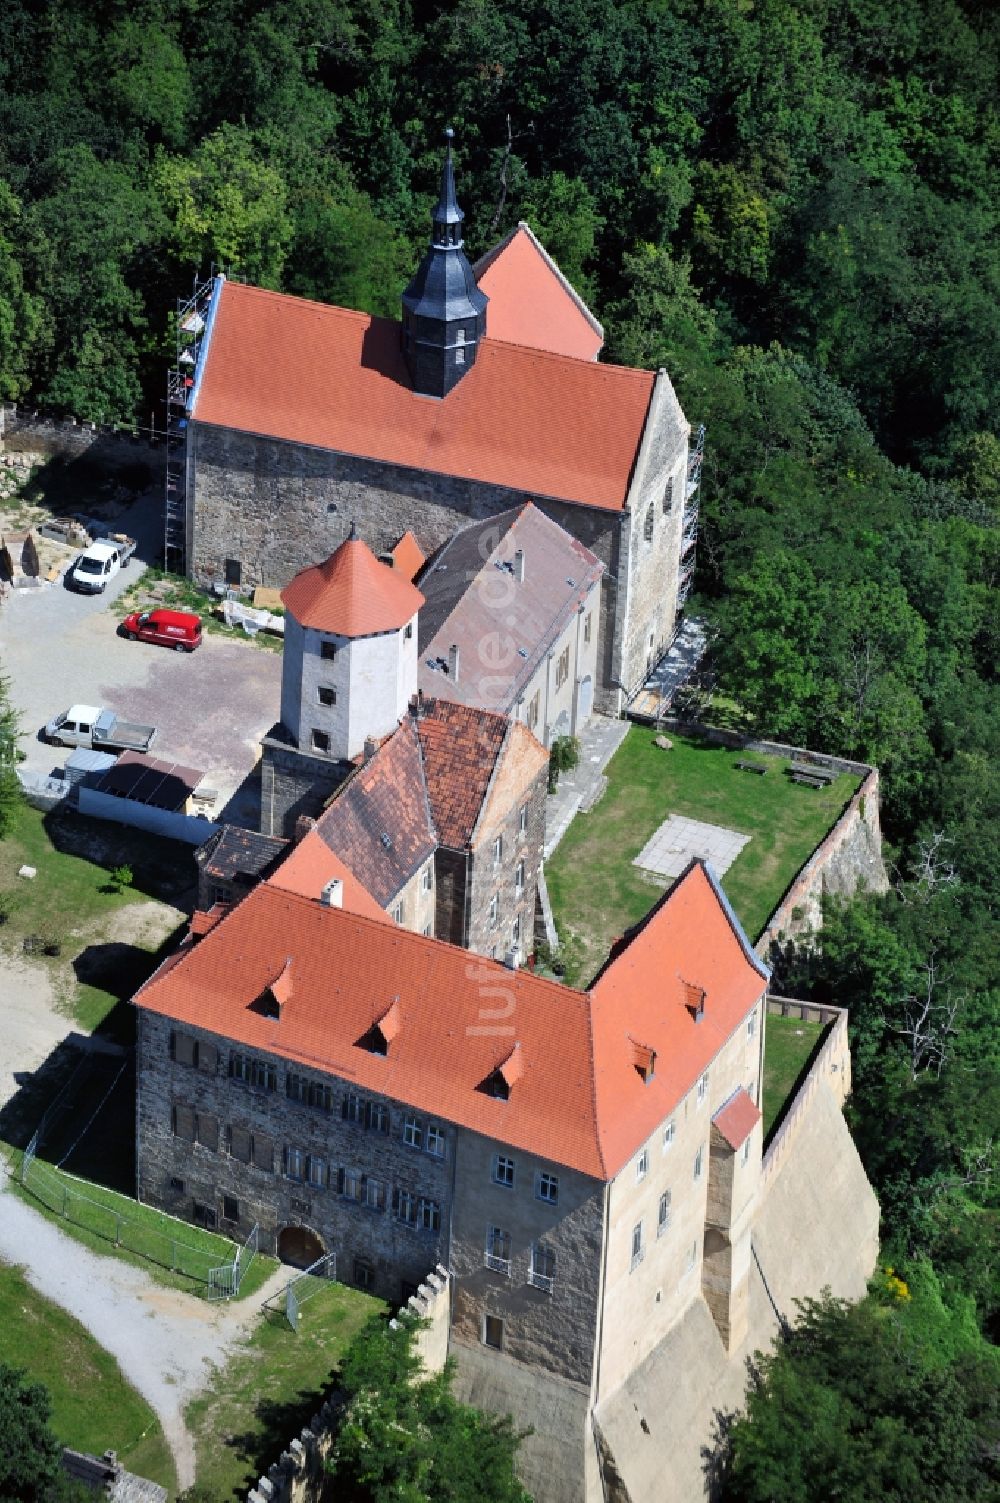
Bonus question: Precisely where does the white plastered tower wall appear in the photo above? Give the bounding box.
[280,607,419,761]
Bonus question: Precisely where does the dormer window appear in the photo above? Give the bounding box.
[681,978,706,1022]
[480,1044,523,1100]
[249,959,292,1020]
[630,1037,656,1083]
[357,998,401,1056]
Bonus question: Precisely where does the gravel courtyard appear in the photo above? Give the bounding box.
[0,493,282,815]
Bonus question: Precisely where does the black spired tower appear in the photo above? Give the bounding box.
[401,128,488,398]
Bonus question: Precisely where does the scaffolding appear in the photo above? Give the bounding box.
[676,423,705,609]
[164,276,217,576]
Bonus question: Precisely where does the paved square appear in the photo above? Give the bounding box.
[633,814,751,880]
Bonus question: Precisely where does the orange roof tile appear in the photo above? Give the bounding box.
[713,1088,761,1150]
[134,860,768,1180]
[414,698,509,848]
[268,835,388,920]
[193,281,652,512]
[391,531,426,582]
[281,536,423,637]
[474,223,604,361]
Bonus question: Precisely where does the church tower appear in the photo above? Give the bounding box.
[401,128,488,398]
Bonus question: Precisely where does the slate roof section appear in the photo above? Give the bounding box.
[418,503,604,713]
[474,222,604,361]
[134,861,769,1180]
[282,536,424,638]
[713,1088,762,1150]
[196,827,288,884]
[414,697,509,848]
[310,721,436,906]
[191,281,653,513]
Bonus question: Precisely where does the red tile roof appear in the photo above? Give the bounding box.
[474,223,604,362]
[713,1088,762,1151]
[193,281,652,513]
[268,838,387,919]
[281,536,423,638]
[414,698,510,848]
[134,861,768,1179]
[391,531,426,582]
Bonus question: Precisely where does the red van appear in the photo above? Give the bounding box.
[120,608,202,652]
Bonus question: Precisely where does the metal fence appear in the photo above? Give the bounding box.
[208,1222,260,1300]
[18,1151,238,1287]
[264,1251,338,1332]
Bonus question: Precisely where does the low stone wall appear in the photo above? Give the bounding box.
[761,1001,851,1188]
[246,1265,450,1503]
[657,717,888,952]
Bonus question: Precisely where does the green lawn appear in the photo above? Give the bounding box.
[187,1283,383,1500]
[761,1014,826,1136]
[546,728,859,986]
[5,1148,277,1301]
[0,1259,176,1491]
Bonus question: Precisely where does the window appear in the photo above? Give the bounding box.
[228,1125,251,1163]
[286,1073,306,1103]
[663,1119,676,1152]
[194,1202,216,1230]
[169,1175,185,1193]
[535,1171,559,1205]
[747,1011,757,1041]
[196,1114,219,1151]
[526,691,540,733]
[401,1116,423,1149]
[251,1059,277,1093]
[208,884,229,906]
[366,1101,390,1134]
[518,804,528,839]
[172,1104,195,1141]
[365,1177,386,1211]
[511,914,521,950]
[455,347,465,366]
[493,834,503,868]
[488,892,499,928]
[252,1133,274,1173]
[583,611,592,645]
[308,1081,333,1113]
[339,1167,363,1201]
[419,1199,441,1232]
[320,641,337,661]
[529,1244,556,1292]
[222,1195,239,1223]
[312,729,330,753]
[694,1146,704,1182]
[555,645,570,690]
[172,1030,196,1067]
[224,558,242,586]
[317,685,337,707]
[492,1155,515,1188]
[742,1137,752,1166]
[392,901,404,925]
[426,1123,446,1158]
[405,621,413,640]
[658,1190,672,1237]
[483,1314,504,1350]
[643,501,654,543]
[485,1225,511,1273]
[422,923,432,937]
[631,1221,644,1270]
[342,1093,364,1125]
[636,1149,649,1183]
[393,1188,417,1224]
[514,860,525,895]
[662,476,674,514]
[307,1156,326,1188]
[697,1071,709,1106]
[354,1259,375,1291]
[422,864,433,892]
[229,1052,250,1085]
[285,1147,305,1181]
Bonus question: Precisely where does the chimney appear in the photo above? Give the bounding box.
[513,549,525,583]
[503,948,520,971]
[363,735,379,762]
[294,815,317,843]
[321,877,344,908]
[448,643,460,682]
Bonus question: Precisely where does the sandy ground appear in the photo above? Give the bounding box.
[0,954,71,1109]
[0,1163,289,1489]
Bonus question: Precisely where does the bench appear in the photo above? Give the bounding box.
[789,770,829,788]
[789,762,837,785]
[735,759,768,775]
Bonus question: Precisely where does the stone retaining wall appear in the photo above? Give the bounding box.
[245,1266,450,1503]
[761,1001,851,1188]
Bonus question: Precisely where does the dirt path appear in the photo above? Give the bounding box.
[0,1163,289,1491]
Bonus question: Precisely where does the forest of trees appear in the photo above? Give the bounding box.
[0,0,996,1485]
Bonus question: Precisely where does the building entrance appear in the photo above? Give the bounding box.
[277,1225,325,1269]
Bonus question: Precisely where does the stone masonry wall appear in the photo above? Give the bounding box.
[136,1010,456,1304]
[187,422,627,710]
[259,735,352,839]
[244,1267,451,1503]
[466,738,548,959]
[760,1001,851,1190]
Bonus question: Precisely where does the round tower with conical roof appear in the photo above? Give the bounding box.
[401,128,488,399]
[279,534,424,761]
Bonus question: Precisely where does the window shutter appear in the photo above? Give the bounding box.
[252,1134,273,1172]
[172,1104,196,1141]
[229,1126,251,1164]
[197,1114,219,1152]
[173,1032,196,1067]
[197,1040,218,1074]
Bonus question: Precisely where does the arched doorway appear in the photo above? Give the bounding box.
[277,1225,326,1269]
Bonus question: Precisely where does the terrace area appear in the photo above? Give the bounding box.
[545,726,861,988]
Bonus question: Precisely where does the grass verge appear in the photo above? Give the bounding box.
[546,727,859,985]
[187,1284,383,1500]
[116,568,284,653]
[761,1015,826,1136]
[4,1146,276,1301]
[0,1258,176,1492]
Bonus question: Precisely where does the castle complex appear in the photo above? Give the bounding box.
[171,139,694,716]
